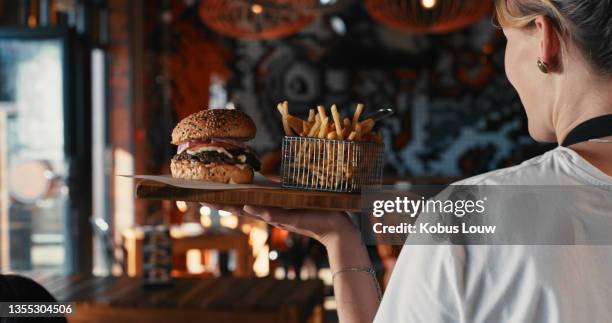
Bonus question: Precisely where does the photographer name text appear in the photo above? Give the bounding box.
[372,222,496,234]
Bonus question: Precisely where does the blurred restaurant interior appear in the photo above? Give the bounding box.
[0,0,555,321]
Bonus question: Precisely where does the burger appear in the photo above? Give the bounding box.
[170,109,261,184]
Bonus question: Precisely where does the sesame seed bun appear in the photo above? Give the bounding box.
[171,109,256,145]
[170,159,254,184]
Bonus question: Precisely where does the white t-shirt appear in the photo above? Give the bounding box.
[374,146,612,323]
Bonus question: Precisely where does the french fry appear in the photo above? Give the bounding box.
[348,131,357,140]
[342,126,350,139]
[352,103,364,128]
[307,117,321,137]
[302,121,311,136]
[354,124,362,140]
[343,118,351,128]
[287,115,303,133]
[327,132,337,139]
[331,104,343,140]
[317,105,327,121]
[328,123,335,133]
[278,102,293,136]
[318,117,329,138]
[360,118,375,134]
[308,109,316,123]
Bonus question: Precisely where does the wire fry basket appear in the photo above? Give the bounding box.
[281,136,384,193]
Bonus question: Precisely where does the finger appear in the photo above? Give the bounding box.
[243,205,289,215]
[240,208,286,226]
[242,205,270,222]
[243,205,287,222]
[236,208,260,221]
[243,206,303,227]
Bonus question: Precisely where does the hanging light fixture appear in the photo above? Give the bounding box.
[253,0,350,14]
[199,0,317,39]
[366,0,493,33]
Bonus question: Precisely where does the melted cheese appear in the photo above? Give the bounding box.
[187,146,233,158]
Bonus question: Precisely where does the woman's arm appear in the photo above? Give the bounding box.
[204,204,381,323]
[325,228,381,323]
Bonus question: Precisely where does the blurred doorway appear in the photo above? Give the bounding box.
[0,27,92,273]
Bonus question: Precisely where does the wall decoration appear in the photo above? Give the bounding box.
[151,2,554,179]
[164,20,231,119]
[227,6,554,178]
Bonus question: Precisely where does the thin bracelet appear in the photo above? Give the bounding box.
[332,267,383,301]
[589,138,612,143]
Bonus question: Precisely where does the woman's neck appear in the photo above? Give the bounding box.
[554,84,612,145]
[553,75,612,177]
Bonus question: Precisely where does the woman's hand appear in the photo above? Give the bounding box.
[200,203,358,248]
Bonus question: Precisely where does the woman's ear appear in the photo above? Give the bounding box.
[534,16,561,70]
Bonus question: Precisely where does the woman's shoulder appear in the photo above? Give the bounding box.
[452,147,569,185]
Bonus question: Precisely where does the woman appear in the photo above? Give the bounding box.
[208,0,612,321]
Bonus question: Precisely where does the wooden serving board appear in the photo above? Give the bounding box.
[135,179,362,212]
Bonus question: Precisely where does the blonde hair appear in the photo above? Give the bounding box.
[495,0,612,76]
[495,0,568,30]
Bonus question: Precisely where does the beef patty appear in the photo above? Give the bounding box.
[172,149,261,171]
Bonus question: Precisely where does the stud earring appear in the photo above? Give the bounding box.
[537,58,550,74]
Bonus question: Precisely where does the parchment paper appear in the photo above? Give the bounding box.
[120,173,280,190]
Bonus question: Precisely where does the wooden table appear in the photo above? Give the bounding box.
[26,274,324,323]
[123,228,254,277]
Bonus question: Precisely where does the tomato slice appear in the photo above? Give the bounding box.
[211,138,248,149]
[189,142,238,150]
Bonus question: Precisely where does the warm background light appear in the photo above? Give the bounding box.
[200,214,212,228]
[199,206,212,227]
[199,206,211,217]
[176,201,188,212]
[251,3,263,14]
[218,210,233,217]
[199,0,315,39]
[421,0,436,9]
[249,226,269,277]
[186,249,205,274]
[367,0,492,33]
[219,214,238,229]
